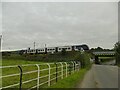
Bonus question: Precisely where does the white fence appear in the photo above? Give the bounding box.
[0,61,81,89]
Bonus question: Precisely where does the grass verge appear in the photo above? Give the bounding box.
[118,64,120,67]
[49,68,88,88]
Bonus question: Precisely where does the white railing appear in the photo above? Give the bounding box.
[0,61,81,89]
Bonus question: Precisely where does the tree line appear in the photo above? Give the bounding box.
[114,41,120,65]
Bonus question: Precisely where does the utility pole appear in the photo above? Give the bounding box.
[0,35,2,52]
[45,44,46,48]
[0,35,2,61]
[34,42,35,50]
[45,44,47,54]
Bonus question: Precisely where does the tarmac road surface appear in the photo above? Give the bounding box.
[77,64,118,88]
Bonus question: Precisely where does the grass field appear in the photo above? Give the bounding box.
[2,59,44,66]
[1,59,81,89]
[1,51,92,89]
[2,59,43,88]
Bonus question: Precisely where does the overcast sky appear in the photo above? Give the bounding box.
[1,2,118,51]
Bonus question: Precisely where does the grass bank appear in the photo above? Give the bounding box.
[118,64,120,67]
[49,68,88,88]
[99,57,115,63]
[49,59,92,88]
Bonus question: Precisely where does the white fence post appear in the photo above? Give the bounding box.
[71,61,74,73]
[78,61,81,70]
[47,63,51,86]
[36,64,40,90]
[64,62,67,77]
[77,61,79,71]
[60,62,63,79]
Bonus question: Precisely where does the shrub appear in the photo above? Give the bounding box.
[114,42,120,65]
[74,51,91,68]
[61,48,67,55]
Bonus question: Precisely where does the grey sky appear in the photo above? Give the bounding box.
[0,2,2,35]
[2,2,118,51]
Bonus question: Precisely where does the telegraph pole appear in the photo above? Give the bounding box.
[45,44,46,48]
[34,42,35,50]
[0,35,2,52]
[45,44,47,54]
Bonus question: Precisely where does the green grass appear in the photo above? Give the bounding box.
[49,68,88,88]
[99,57,115,59]
[1,51,92,89]
[2,59,44,66]
[1,59,80,89]
[99,57,115,63]
[118,64,120,67]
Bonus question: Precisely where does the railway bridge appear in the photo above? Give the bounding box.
[92,51,115,64]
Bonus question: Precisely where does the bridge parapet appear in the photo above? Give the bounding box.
[93,51,115,56]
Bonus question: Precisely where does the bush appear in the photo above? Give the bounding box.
[114,42,120,65]
[61,48,67,55]
[74,51,91,68]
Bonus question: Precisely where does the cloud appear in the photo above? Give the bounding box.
[2,2,118,50]
[0,2,2,35]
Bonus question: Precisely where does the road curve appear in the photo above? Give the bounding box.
[77,64,118,88]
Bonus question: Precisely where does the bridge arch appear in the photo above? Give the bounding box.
[92,51,115,64]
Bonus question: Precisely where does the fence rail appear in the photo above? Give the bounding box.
[0,61,81,89]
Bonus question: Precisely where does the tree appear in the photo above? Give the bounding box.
[19,50,25,55]
[74,52,91,68]
[90,47,103,51]
[114,42,120,65]
[96,47,103,51]
[61,48,66,55]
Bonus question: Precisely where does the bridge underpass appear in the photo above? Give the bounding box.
[92,51,115,64]
[77,51,118,88]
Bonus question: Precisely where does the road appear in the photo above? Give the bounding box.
[77,64,118,88]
